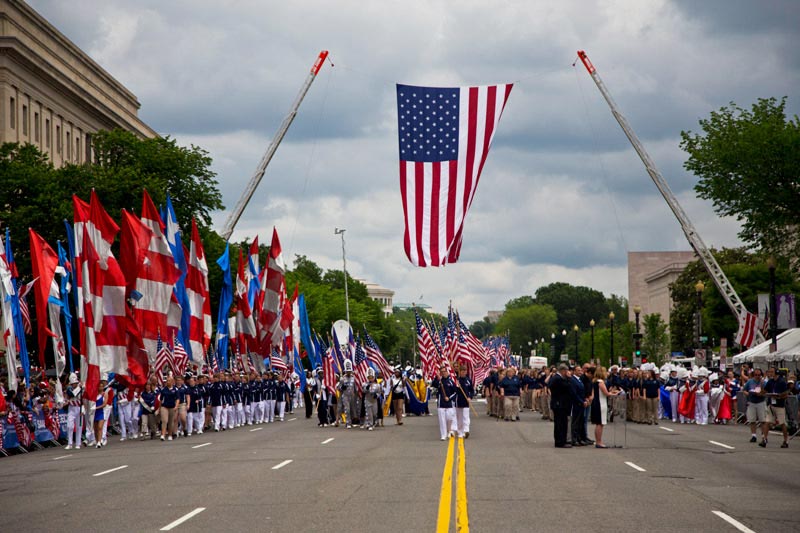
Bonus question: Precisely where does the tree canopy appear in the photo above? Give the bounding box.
[680,97,800,274]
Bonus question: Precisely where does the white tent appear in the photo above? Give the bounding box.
[732,328,800,365]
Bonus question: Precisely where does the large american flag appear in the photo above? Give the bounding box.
[322,346,337,394]
[353,338,370,391]
[414,309,436,381]
[397,83,513,267]
[363,328,393,380]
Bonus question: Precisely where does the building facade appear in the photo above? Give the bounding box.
[627,251,696,326]
[364,282,395,318]
[0,0,156,166]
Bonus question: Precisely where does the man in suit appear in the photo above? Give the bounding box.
[549,364,573,448]
[570,366,590,445]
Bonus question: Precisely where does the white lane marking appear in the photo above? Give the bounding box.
[709,440,735,450]
[191,442,212,449]
[93,465,129,477]
[624,461,646,472]
[272,459,293,470]
[712,511,757,533]
[53,454,73,460]
[160,507,206,531]
[288,418,297,421]
[249,427,263,432]
[659,426,675,432]
[322,438,334,444]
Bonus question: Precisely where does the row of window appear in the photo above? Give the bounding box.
[8,93,91,164]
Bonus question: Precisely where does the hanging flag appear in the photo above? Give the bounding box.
[735,311,758,349]
[396,83,513,266]
[4,229,31,385]
[187,219,212,364]
[29,229,59,370]
[216,243,233,370]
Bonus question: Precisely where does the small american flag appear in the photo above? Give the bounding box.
[155,330,173,385]
[397,83,513,267]
[173,333,189,375]
[322,347,337,394]
[363,328,393,380]
[415,309,436,381]
[18,279,36,335]
[270,348,289,378]
[353,338,369,390]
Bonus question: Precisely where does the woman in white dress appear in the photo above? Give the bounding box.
[591,367,619,448]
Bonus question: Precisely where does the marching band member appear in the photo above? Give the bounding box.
[139,381,158,439]
[92,378,108,449]
[694,368,710,425]
[276,373,289,421]
[390,368,406,425]
[431,365,457,441]
[158,375,180,441]
[362,369,381,430]
[64,373,83,450]
[186,374,205,435]
[100,380,114,446]
[337,361,357,429]
[455,364,474,438]
[665,368,680,423]
[209,373,225,431]
[313,369,331,427]
[264,371,277,423]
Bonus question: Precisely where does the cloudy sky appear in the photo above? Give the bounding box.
[31,0,800,323]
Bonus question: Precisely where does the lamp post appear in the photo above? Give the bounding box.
[589,319,595,362]
[527,340,532,368]
[334,228,350,324]
[694,281,704,349]
[633,304,642,364]
[767,256,778,353]
[550,332,556,363]
[534,339,539,357]
[573,324,579,362]
[609,311,615,367]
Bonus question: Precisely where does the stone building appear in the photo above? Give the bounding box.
[0,0,156,166]
[627,251,696,326]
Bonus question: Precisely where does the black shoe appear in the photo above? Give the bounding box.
[781,442,788,448]
[758,439,767,448]
[555,443,573,448]
[750,436,757,443]
[584,439,595,445]
[573,441,584,447]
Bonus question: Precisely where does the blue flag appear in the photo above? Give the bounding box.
[293,347,306,392]
[5,229,30,385]
[162,195,193,361]
[216,243,233,370]
[56,241,75,373]
[298,294,319,369]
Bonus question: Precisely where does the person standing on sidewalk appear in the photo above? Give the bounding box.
[549,364,572,448]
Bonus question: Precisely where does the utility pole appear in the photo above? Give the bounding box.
[334,228,350,324]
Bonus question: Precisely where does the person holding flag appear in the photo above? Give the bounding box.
[455,364,475,438]
[431,364,457,440]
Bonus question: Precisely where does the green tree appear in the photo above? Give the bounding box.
[680,97,800,273]
[494,304,558,352]
[468,317,493,340]
[534,282,616,333]
[642,313,669,363]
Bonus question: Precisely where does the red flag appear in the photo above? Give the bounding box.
[235,249,257,352]
[29,229,59,369]
[187,219,212,363]
[259,228,286,352]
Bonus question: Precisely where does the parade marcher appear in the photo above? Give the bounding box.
[499,367,521,422]
[742,367,768,445]
[304,370,314,419]
[64,373,83,450]
[175,374,189,436]
[314,370,331,427]
[665,368,680,423]
[92,378,108,449]
[764,367,789,448]
[337,360,357,428]
[455,364,474,438]
[139,381,158,439]
[100,380,114,446]
[253,372,265,424]
[186,375,205,435]
[362,369,382,430]
[264,371,277,423]
[276,373,289,421]
[390,368,406,425]
[209,373,225,431]
[549,364,572,448]
[115,380,133,442]
[694,368,710,425]
[482,369,495,416]
[158,375,179,441]
[642,369,661,425]
[431,365,457,440]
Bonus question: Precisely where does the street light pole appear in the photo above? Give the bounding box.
[550,333,556,364]
[609,312,615,367]
[589,319,595,363]
[767,256,778,353]
[694,281,704,350]
[633,304,642,364]
[334,228,350,324]
[573,325,579,362]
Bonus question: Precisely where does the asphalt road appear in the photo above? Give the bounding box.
[2,403,798,532]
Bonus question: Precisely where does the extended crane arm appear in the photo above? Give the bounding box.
[576,50,764,345]
[221,50,330,241]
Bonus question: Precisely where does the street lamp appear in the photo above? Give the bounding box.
[550,332,556,363]
[609,311,615,367]
[589,319,595,362]
[633,304,642,364]
[767,256,778,352]
[573,324,579,361]
[694,281,704,349]
[561,329,567,361]
[334,228,350,324]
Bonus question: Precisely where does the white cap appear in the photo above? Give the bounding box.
[344,360,353,372]
[68,372,79,385]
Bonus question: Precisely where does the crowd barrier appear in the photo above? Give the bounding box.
[2,408,69,451]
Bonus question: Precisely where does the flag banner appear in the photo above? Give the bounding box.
[216,243,233,370]
[735,311,758,349]
[397,83,513,267]
[187,219,212,363]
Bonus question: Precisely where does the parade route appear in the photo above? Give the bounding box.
[2,406,799,532]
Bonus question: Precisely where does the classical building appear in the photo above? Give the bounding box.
[364,281,395,317]
[627,251,696,326]
[486,310,503,324]
[0,0,156,166]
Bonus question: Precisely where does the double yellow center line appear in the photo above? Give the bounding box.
[437,436,469,532]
